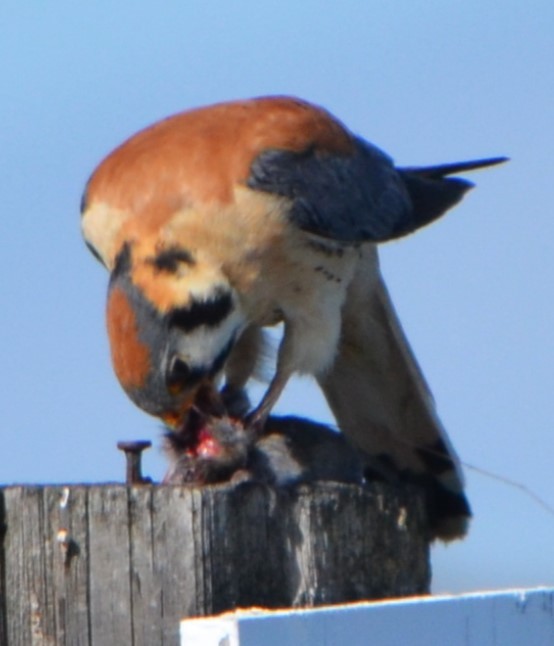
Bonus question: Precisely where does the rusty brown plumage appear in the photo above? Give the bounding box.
[106,285,151,390]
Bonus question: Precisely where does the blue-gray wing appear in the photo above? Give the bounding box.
[248,137,504,243]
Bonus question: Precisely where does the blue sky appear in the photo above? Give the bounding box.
[1,1,553,594]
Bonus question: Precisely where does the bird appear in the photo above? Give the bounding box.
[81,96,506,539]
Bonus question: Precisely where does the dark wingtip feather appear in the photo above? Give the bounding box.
[395,156,508,236]
[425,482,472,542]
[399,156,509,179]
[364,461,471,542]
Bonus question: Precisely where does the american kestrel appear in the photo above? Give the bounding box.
[82,96,505,539]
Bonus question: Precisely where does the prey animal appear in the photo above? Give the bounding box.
[81,96,506,539]
[162,414,365,489]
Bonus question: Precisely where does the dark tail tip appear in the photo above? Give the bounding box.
[399,156,509,179]
[396,156,508,236]
[426,482,472,542]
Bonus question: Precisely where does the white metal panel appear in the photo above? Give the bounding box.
[181,588,554,646]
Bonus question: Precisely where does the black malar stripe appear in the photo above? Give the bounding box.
[169,288,234,332]
[150,247,196,273]
[110,242,132,279]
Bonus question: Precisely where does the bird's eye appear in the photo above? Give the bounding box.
[166,355,205,394]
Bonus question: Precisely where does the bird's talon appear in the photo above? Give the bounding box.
[244,411,267,436]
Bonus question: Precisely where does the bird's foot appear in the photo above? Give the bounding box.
[244,406,271,436]
[221,384,251,419]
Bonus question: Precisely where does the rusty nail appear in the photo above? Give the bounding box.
[117,440,152,484]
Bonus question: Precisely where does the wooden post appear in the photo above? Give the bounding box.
[0,481,430,646]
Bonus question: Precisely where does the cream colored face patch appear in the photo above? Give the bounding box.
[130,255,232,315]
[81,202,132,270]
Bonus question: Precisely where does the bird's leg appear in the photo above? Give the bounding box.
[246,369,291,433]
[245,321,296,433]
[222,325,264,418]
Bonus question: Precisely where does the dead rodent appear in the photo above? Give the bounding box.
[162,413,365,486]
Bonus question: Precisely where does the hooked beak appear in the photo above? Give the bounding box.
[161,380,226,432]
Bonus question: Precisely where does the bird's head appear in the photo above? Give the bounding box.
[105,242,246,431]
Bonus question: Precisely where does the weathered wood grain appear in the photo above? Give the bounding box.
[128,486,163,646]
[151,486,202,644]
[88,486,134,644]
[52,486,91,646]
[0,481,430,645]
[2,487,57,646]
